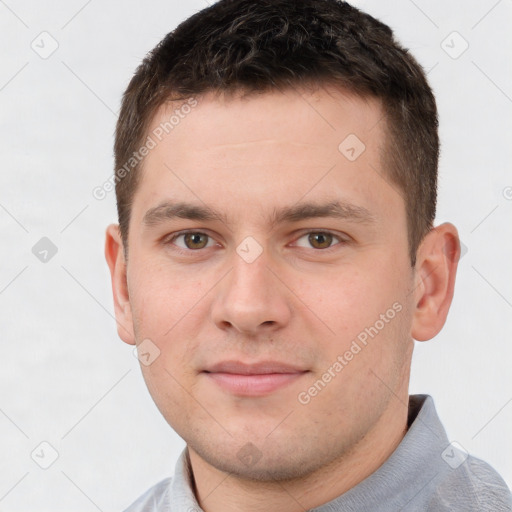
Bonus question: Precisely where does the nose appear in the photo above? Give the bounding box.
[210,247,292,335]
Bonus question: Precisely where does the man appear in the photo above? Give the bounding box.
[105,0,512,510]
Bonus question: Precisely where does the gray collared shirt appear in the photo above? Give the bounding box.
[123,394,512,511]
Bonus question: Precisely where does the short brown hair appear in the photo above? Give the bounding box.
[114,0,439,266]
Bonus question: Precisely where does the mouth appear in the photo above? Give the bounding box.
[202,360,309,397]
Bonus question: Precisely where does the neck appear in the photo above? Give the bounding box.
[188,390,411,512]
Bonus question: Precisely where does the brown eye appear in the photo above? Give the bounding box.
[293,231,344,251]
[183,233,209,249]
[164,231,218,254]
[308,232,334,249]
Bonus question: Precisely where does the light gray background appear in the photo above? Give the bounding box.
[0,0,511,510]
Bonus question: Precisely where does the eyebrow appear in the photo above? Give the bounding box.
[142,199,376,228]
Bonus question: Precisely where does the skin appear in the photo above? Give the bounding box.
[105,85,460,512]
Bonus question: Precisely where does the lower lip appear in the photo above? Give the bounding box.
[204,372,306,396]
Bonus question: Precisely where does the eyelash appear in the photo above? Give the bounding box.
[163,229,347,255]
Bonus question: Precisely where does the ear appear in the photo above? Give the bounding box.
[411,222,460,341]
[104,224,135,345]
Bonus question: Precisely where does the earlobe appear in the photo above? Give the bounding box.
[411,223,460,342]
[104,224,136,345]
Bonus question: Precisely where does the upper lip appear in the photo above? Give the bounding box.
[203,360,308,375]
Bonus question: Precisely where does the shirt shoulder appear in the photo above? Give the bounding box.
[123,477,172,512]
[426,454,512,511]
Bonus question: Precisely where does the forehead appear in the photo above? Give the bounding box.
[132,86,401,229]
[148,85,384,151]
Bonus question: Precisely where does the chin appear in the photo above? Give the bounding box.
[189,437,333,483]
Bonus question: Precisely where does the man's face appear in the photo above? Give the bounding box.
[120,86,417,480]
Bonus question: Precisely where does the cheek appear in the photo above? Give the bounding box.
[131,267,203,425]
[310,260,410,356]
[307,267,387,326]
[129,262,214,389]
[139,360,194,439]
[129,260,204,337]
